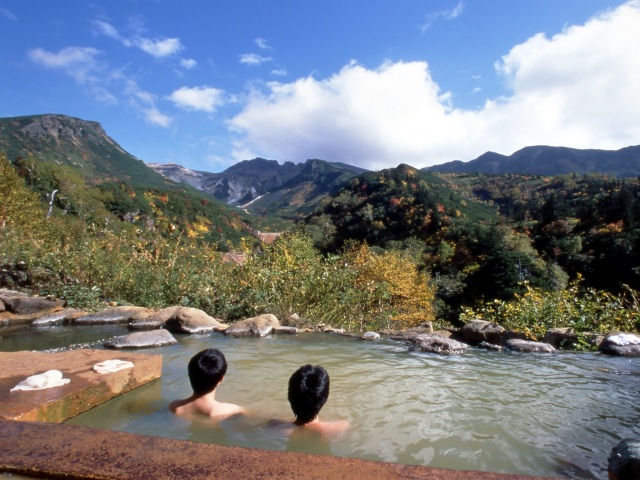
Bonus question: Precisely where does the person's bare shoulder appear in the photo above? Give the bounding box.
[208,402,246,420]
[169,398,193,415]
[313,420,350,435]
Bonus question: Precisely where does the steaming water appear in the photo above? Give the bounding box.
[3,324,640,479]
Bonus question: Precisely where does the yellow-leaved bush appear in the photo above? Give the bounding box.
[0,155,44,236]
[342,243,436,330]
[229,232,436,331]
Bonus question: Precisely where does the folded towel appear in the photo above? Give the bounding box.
[10,370,70,391]
[93,359,135,374]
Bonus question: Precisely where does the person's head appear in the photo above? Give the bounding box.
[608,438,640,480]
[187,348,228,396]
[288,364,330,425]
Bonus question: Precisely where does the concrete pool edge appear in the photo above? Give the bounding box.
[0,420,561,480]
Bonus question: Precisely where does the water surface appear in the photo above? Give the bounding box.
[3,324,640,479]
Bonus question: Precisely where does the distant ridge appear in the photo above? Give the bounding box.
[149,158,367,209]
[424,145,640,177]
[148,158,305,205]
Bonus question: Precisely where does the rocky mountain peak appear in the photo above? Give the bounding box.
[19,114,109,145]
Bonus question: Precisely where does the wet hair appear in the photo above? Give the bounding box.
[288,364,330,425]
[187,348,228,396]
[609,439,640,480]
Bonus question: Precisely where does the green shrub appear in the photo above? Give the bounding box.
[461,278,640,347]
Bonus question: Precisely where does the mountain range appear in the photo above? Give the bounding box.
[148,157,367,212]
[424,145,640,177]
[2,114,640,221]
[148,158,305,206]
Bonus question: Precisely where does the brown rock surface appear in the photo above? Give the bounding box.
[0,419,555,480]
[0,295,64,315]
[32,307,88,325]
[460,320,506,343]
[0,349,161,423]
[224,313,279,337]
[503,339,556,353]
[74,306,155,325]
[164,306,226,333]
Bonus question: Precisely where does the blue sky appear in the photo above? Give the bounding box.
[1,1,638,172]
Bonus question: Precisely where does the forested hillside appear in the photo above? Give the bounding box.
[305,169,640,323]
[0,114,267,249]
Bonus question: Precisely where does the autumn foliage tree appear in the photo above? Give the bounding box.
[0,154,44,245]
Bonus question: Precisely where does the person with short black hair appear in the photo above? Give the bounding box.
[608,438,640,480]
[269,364,348,434]
[288,364,330,425]
[170,348,244,419]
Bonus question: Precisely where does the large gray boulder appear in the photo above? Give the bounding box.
[164,307,227,334]
[273,326,299,334]
[0,295,64,315]
[477,341,503,351]
[362,331,380,341]
[504,339,556,353]
[74,306,154,325]
[103,329,177,349]
[128,306,181,331]
[406,333,468,355]
[32,308,88,325]
[225,314,280,337]
[460,319,506,343]
[543,327,579,349]
[599,332,640,357]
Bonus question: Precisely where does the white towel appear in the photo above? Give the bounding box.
[10,370,70,392]
[93,359,134,374]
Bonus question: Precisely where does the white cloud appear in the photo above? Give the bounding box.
[180,58,197,69]
[28,34,174,128]
[91,86,118,105]
[93,19,183,58]
[93,20,122,41]
[421,1,465,32]
[124,79,172,127]
[271,68,287,76]
[145,107,172,127]
[1,7,17,21]
[449,1,465,19]
[255,37,271,50]
[136,37,183,58]
[169,86,224,112]
[228,1,640,169]
[28,47,103,83]
[239,53,272,66]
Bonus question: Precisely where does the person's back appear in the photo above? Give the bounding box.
[269,364,348,435]
[170,348,244,420]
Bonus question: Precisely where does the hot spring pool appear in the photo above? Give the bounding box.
[3,323,640,479]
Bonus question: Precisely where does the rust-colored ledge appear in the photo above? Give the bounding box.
[0,420,560,480]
